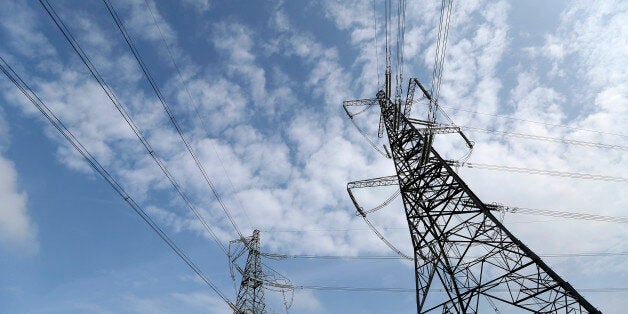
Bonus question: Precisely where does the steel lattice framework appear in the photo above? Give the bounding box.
[233,230,267,314]
[347,78,602,313]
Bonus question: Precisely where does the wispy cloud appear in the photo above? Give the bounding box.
[0,117,38,253]
[0,0,57,59]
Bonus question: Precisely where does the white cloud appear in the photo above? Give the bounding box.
[119,0,177,43]
[278,289,322,314]
[0,152,38,254]
[178,77,249,133]
[211,22,267,105]
[180,0,212,13]
[559,0,628,89]
[0,0,57,59]
[323,0,373,44]
[172,292,230,314]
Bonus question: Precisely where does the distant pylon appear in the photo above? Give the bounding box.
[233,230,267,314]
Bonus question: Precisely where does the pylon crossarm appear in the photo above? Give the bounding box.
[347,175,399,217]
[343,98,378,118]
[348,175,399,189]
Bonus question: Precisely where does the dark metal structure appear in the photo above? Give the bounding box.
[344,78,602,313]
[232,230,267,314]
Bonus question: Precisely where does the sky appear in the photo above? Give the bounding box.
[0,0,626,313]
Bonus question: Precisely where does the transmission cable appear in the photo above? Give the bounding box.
[362,215,413,261]
[499,206,628,223]
[452,161,628,183]
[102,0,244,239]
[385,0,391,76]
[343,99,391,158]
[430,0,453,105]
[260,228,377,233]
[260,203,628,232]
[442,105,628,139]
[263,251,628,261]
[290,285,628,293]
[362,189,401,215]
[372,0,380,87]
[462,126,628,150]
[346,176,413,260]
[349,114,391,158]
[38,0,228,254]
[0,56,233,307]
[255,277,628,294]
[141,0,254,231]
[394,0,407,98]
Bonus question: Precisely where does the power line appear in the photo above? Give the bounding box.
[38,0,228,254]
[260,228,377,233]
[346,175,415,260]
[258,270,628,295]
[266,282,628,294]
[452,161,628,183]
[372,0,380,87]
[343,98,391,158]
[101,0,244,239]
[394,0,407,98]
[441,105,628,139]
[462,201,628,224]
[0,55,233,307]
[264,254,403,260]
[263,251,628,261]
[498,206,628,224]
[362,215,413,260]
[385,0,391,74]
[293,286,628,293]
[430,0,453,105]
[259,207,626,234]
[538,252,628,258]
[462,126,628,150]
[259,204,628,234]
[141,0,254,232]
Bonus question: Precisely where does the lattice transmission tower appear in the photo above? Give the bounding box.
[230,230,267,314]
[229,230,294,314]
[344,77,602,313]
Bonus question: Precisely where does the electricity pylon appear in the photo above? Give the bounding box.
[344,78,602,313]
[231,230,267,314]
[229,230,295,314]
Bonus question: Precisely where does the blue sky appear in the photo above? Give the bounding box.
[0,0,626,313]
